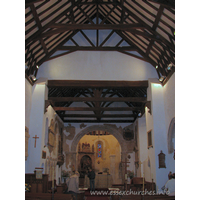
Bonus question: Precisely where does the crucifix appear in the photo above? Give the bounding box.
[33,135,39,148]
[121,157,130,191]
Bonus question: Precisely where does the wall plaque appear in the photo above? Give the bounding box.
[158,150,166,168]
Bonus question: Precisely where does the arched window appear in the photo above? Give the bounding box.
[168,117,175,154]
[98,143,102,157]
[96,141,103,158]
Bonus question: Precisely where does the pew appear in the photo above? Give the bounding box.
[25,193,73,200]
[130,177,146,191]
[25,192,85,200]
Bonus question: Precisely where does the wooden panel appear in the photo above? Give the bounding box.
[48,80,148,88]
[25,173,49,193]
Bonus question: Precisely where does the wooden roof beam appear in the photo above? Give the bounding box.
[146,0,175,9]
[63,118,136,123]
[53,107,142,112]
[57,46,136,51]
[49,97,147,102]
[59,114,136,118]
[62,119,135,123]
[48,80,148,88]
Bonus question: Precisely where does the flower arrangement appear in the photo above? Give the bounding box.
[61,170,69,177]
[25,183,31,192]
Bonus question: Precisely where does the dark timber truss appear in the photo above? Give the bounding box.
[25,0,174,123]
[25,0,175,82]
[46,80,149,123]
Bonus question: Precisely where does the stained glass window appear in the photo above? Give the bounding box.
[97,143,102,157]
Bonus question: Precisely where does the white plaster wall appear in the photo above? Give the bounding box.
[145,106,156,183]
[138,116,147,179]
[37,51,158,80]
[138,115,156,182]
[150,81,168,190]
[25,79,32,128]
[163,74,175,173]
[163,73,175,127]
[26,83,47,173]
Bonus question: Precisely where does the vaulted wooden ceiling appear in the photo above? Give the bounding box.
[25,0,175,123]
[25,0,175,81]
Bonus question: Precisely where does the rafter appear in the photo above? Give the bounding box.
[57,46,136,51]
[119,1,174,51]
[77,4,95,24]
[25,0,44,6]
[146,5,164,55]
[49,97,147,102]
[100,3,118,25]
[25,0,78,46]
[146,0,175,8]
[80,30,95,47]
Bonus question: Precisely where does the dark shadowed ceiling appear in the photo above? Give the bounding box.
[25,0,175,123]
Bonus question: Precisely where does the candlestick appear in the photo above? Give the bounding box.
[143,173,144,191]
[52,165,54,188]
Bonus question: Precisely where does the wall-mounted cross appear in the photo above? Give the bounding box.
[33,135,39,148]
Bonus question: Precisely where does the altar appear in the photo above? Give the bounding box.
[84,174,113,188]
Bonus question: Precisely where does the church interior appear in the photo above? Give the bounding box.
[25,0,176,199]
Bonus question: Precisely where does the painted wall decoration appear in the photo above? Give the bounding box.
[25,126,30,160]
[48,119,55,153]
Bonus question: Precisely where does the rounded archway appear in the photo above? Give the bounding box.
[72,125,126,184]
[71,125,127,152]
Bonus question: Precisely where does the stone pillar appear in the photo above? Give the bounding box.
[65,151,77,171]
[121,152,127,184]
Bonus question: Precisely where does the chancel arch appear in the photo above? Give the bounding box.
[70,125,128,184]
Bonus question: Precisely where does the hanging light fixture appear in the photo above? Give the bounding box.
[167,63,175,70]
[138,112,142,117]
[159,76,166,82]
[29,75,37,81]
